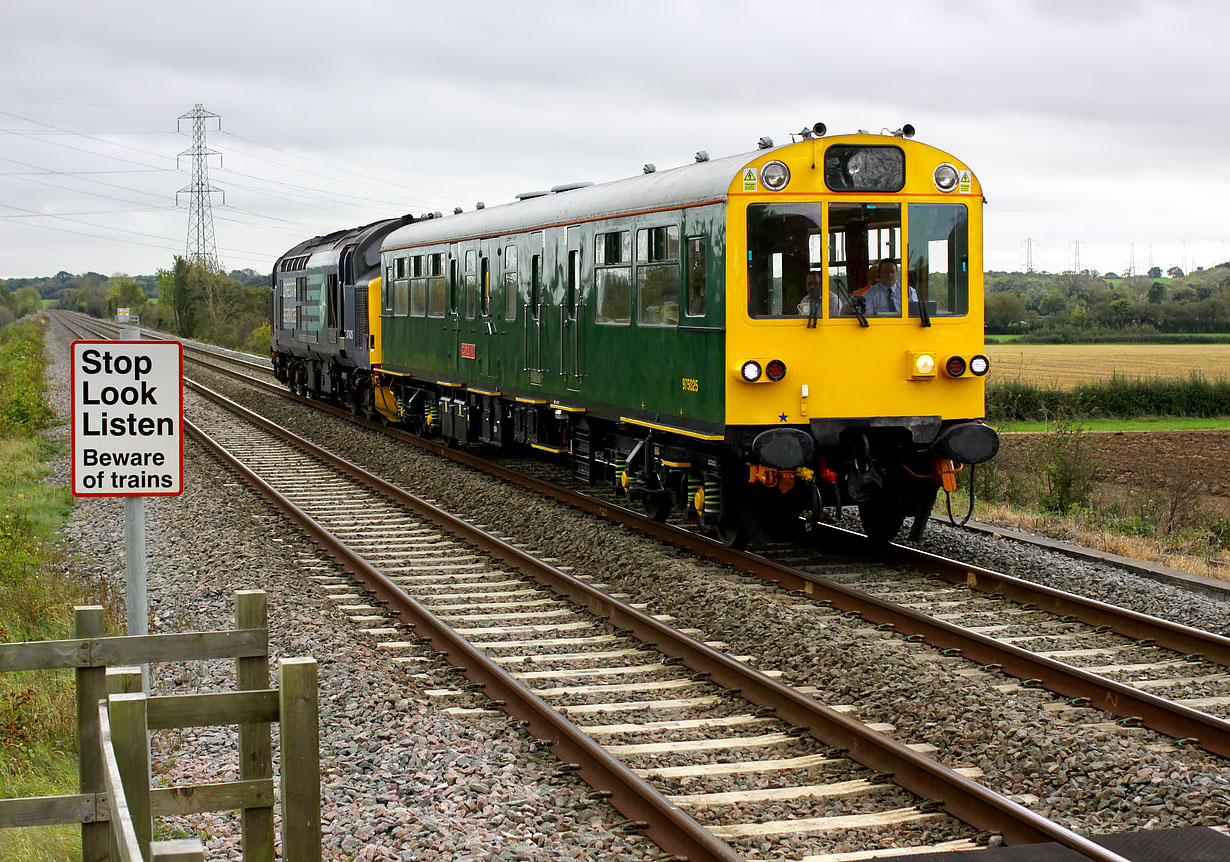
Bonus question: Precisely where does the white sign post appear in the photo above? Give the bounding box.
[72,334,183,696]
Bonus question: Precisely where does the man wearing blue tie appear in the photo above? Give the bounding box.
[862,261,916,316]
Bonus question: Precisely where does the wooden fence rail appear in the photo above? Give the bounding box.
[0,591,321,862]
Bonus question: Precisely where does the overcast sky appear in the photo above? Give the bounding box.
[2,0,1227,280]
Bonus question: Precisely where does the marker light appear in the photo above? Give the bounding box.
[934,163,959,192]
[761,161,790,191]
[914,354,936,375]
[969,354,990,376]
[766,359,787,381]
[945,356,967,377]
[741,360,763,382]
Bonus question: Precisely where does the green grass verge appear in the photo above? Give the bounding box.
[0,321,101,861]
[994,416,1230,433]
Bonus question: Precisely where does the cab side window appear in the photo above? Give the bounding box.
[636,225,679,326]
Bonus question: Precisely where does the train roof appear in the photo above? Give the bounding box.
[275,216,414,272]
[382,148,757,253]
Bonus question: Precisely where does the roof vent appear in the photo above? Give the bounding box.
[454,206,463,214]
[476,202,485,209]
[515,190,550,200]
[695,150,709,162]
[643,163,656,174]
[550,181,593,193]
[757,136,774,149]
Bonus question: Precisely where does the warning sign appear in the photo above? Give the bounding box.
[71,340,183,497]
[958,170,972,194]
[743,168,757,192]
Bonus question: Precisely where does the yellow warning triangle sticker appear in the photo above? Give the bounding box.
[744,169,755,181]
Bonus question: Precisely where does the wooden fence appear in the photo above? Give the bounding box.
[0,590,321,862]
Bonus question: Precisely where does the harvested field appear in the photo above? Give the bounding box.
[997,428,1230,525]
[985,343,1230,388]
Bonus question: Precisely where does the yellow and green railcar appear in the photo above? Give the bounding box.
[285,127,997,545]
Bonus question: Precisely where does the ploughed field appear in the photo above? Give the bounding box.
[985,343,1230,387]
[997,428,1230,515]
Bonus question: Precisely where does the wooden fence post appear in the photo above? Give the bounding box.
[278,657,321,862]
[75,605,108,862]
[109,694,152,862]
[107,667,143,696]
[235,589,274,862]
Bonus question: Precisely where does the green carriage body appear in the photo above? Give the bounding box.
[377,167,738,439]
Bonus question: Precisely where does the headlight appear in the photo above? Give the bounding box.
[766,359,787,381]
[910,351,934,378]
[969,354,989,376]
[741,360,763,382]
[945,356,966,377]
[761,161,790,191]
[934,163,959,193]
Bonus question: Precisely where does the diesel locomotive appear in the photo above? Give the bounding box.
[271,126,999,546]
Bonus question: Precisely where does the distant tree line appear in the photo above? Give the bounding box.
[2,261,271,352]
[986,263,1230,341]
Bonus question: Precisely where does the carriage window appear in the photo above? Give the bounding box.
[427,252,446,317]
[636,226,680,327]
[394,257,407,279]
[636,225,680,262]
[828,203,902,318]
[686,237,706,317]
[393,278,409,317]
[595,269,631,324]
[428,277,446,317]
[746,203,823,318]
[412,255,424,277]
[383,267,393,312]
[595,230,630,266]
[907,203,969,318]
[595,229,631,325]
[410,278,426,317]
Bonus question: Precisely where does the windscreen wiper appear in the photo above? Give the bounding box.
[836,283,869,327]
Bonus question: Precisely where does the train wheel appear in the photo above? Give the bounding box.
[717,515,748,549]
[642,492,672,522]
[858,497,906,545]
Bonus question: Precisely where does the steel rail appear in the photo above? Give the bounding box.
[184,380,1135,862]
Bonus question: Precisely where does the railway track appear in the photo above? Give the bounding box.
[55,311,1230,858]
[61,312,1230,756]
[178,372,1139,861]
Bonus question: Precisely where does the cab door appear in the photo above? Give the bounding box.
[562,229,584,391]
[477,247,495,379]
[448,244,462,373]
[523,231,545,384]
